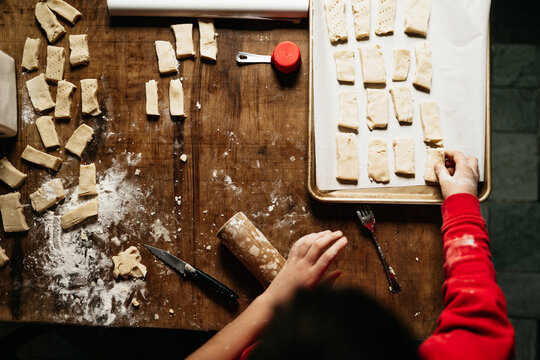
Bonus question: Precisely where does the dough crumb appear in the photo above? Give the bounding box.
[203,209,207,214]
[134,169,141,176]
[131,298,140,308]
[175,196,182,206]
[196,101,201,110]
[0,246,9,267]
[180,154,188,163]
[206,245,211,250]
[414,312,421,317]
[169,308,175,315]
[154,314,159,320]
[415,257,419,262]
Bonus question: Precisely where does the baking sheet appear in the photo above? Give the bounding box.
[313,0,491,191]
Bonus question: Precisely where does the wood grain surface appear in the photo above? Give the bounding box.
[0,0,444,338]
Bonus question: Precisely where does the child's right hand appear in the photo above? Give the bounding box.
[435,150,479,199]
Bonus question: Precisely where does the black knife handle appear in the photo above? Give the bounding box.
[186,264,239,302]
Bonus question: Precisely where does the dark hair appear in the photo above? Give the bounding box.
[249,286,419,360]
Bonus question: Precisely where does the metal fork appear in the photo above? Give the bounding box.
[356,205,402,294]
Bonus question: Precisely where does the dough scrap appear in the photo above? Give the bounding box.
[80,79,101,116]
[35,2,65,43]
[351,0,370,40]
[21,145,62,171]
[0,192,29,233]
[145,80,159,116]
[29,178,65,212]
[375,0,396,36]
[338,91,359,130]
[54,80,76,119]
[36,115,61,148]
[69,34,89,66]
[359,44,386,84]
[404,0,431,37]
[336,133,359,182]
[389,86,413,124]
[169,78,185,117]
[45,46,65,82]
[45,0,81,25]
[0,50,17,138]
[0,246,8,268]
[393,138,415,175]
[424,148,444,183]
[155,40,178,74]
[112,246,147,280]
[171,24,195,58]
[198,19,218,61]
[393,49,410,81]
[65,124,94,157]
[324,0,348,43]
[21,38,41,71]
[78,163,98,197]
[413,41,432,91]
[333,50,355,83]
[366,89,388,130]
[26,73,55,112]
[419,102,443,147]
[60,198,98,229]
[0,157,27,189]
[368,138,390,183]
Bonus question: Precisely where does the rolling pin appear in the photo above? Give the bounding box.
[217,212,285,288]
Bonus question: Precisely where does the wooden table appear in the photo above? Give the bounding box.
[0,0,444,338]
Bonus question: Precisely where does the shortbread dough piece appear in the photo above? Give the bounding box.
[338,92,359,130]
[413,41,432,91]
[21,145,62,171]
[336,133,359,182]
[35,2,65,44]
[404,0,431,37]
[113,246,147,279]
[393,49,410,81]
[21,38,41,71]
[26,73,55,112]
[393,138,415,175]
[29,178,65,212]
[36,116,60,148]
[366,89,388,130]
[145,80,159,116]
[171,24,195,58]
[368,138,390,183]
[65,124,94,157]
[420,102,443,147]
[389,86,413,124]
[0,157,27,189]
[334,50,355,83]
[0,192,29,232]
[169,78,185,117]
[0,246,8,268]
[198,19,218,61]
[155,41,178,74]
[45,46,65,82]
[78,163,98,197]
[351,0,370,40]
[375,0,396,35]
[54,80,76,119]
[359,44,386,84]
[424,148,444,183]
[69,34,89,66]
[45,0,81,25]
[324,0,348,43]
[81,79,101,116]
[60,198,98,229]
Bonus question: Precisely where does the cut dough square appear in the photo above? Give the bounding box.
[80,79,101,116]
[393,49,410,81]
[35,2,66,43]
[21,145,62,171]
[69,34,90,66]
[0,192,29,232]
[389,86,413,124]
[368,138,390,183]
[336,133,358,182]
[333,50,355,83]
[26,73,55,112]
[419,102,443,147]
[413,41,432,91]
[351,0,370,40]
[404,0,431,37]
[359,44,386,84]
[366,89,388,130]
[54,80,76,119]
[78,163,98,197]
[171,24,195,58]
[0,157,27,189]
[155,40,178,74]
[29,178,65,212]
[424,148,445,183]
[145,80,159,116]
[393,138,415,175]
[375,0,396,36]
[65,124,94,157]
[198,19,218,61]
[324,0,348,43]
[36,115,61,148]
[21,38,41,71]
[60,198,98,230]
[45,45,65,82]
[45,0,81,25]
[169,78,185,117]
[338,91,359,130]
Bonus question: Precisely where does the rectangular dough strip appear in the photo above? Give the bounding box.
[404,0,431,37]
[419,102,443,147]
[413,41,432,91]
[324,0,348,43]
[78,163,98,197]
[389,86,413,124]
[359,44,386,84]
[21,145,62,171]
[0,192,29,232]
[45,45,65,82]
[35,2,66,43]
[69,34,90,66]
[169,78,185,117]
[26,73,55,112]
[21,38,41,71]
[336,133,359,182]
[45,0,81,25]
[338,91,359,130]
[375,0,396,36]
[54,80,76,119]
[60,198,98,230]
[393,138,415,175]
[393,49,410,81]
[65,124,94,157]
[366,89,388,130]
[36,116,61,148]
[29,178,65,212]
[80,79,101,116]
[0,157,27,189]
[333,49,355,83]
[424,148,444,183]
[155,40,178,74]
[198,19,218,61]
[171,24,195,58]
[146,80,160,116]
[351,0,370,40]
[368,138,390,183]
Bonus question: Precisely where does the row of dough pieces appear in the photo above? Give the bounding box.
[325,0,430,43]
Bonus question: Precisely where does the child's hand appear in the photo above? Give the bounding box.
[261,230,347,307]
[435,150,479,199]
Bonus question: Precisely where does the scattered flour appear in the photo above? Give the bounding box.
[150,219,172,242]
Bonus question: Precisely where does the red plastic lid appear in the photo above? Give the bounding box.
[271,41,301,74]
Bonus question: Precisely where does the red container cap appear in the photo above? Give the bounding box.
[271,41,301,74]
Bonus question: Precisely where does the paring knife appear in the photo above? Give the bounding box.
[145,244,239,302]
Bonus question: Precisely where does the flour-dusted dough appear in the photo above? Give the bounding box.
[413,41,432,91]
[404,0,431,37]
[424,148,445,183]
[0,246,8,268]
[169,78,185,117]
[155,40,178,74]
[0,157,27,189]
[393,138,415,175]
[21,38,41,71]
[80,79,101,116]
[45,0,81,25]
[26,73,55,112]
[29,178,65,212]
[368,138,390,183]
[171,24,195,58]
[21,145,62,171]
[420,102,443,147]
[389,86,413,124]
[145,80,159,116]
[324,0,348,43]
[112,246,147,279]
[60,198,98,229]
[35,2,65,44]
[0,192,29,232]
[65,124,94,157]
[393,49,410,81]
[375,0,396,35]
[359,44,386,84]
[54,80,76,119]
[333,50,355,83]
[36,116,60,148]
[336,133,359,182]
[45,46,65,82]
[351,0,370,40]
[366,89,388,130]
[338,91,359,130]
[78,163,98,197]
[69,34,89,66]
[198,18,218,61]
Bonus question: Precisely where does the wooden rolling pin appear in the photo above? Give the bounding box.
[217,212,285,288]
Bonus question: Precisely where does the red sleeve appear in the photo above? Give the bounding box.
[418,193,515,360]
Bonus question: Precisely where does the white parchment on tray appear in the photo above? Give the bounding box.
[313,0,491,191]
